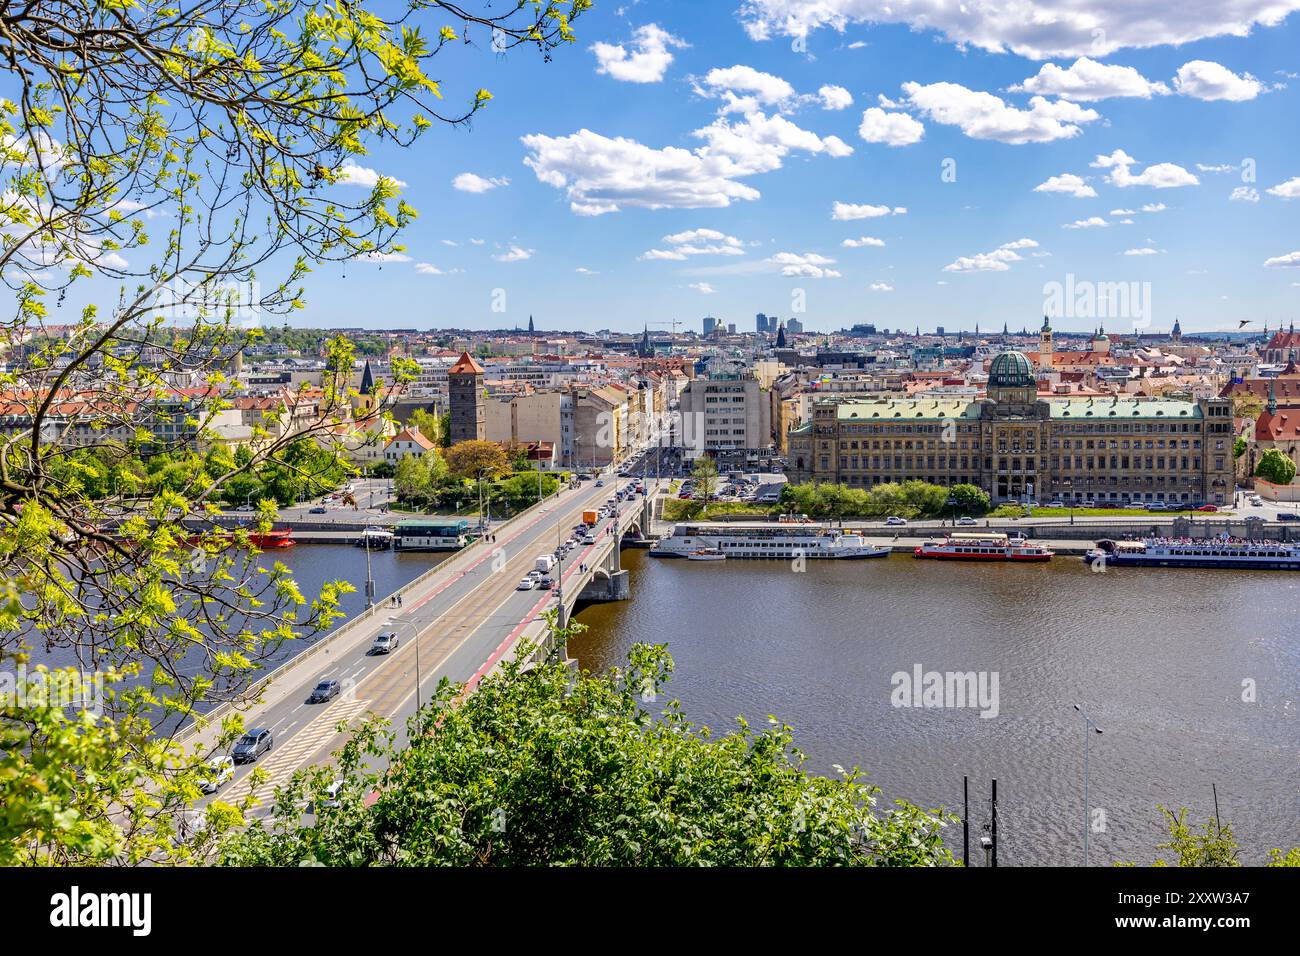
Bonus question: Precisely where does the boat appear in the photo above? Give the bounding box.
[649,521,890,559]
[356,526,394,550]
[248,528,295,549]
[1085,537,1300,570]
[913,532,1053,561]
[686,548,726,561]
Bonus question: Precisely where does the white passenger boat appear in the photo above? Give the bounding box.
[650,522,890,559]
[914,532,1053,562]
[356,526,395,549]
[1085,537,1300,570]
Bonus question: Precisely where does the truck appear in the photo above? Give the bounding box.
[582,509,598,526]
[534,554,556,575]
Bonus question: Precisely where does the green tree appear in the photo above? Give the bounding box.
[215,618,957,867]
[393,452,432,502]
[407,409,443,448]
[1255,448,1296,485]
[445,440,510,481]
[0,0,588,864]
[947,483,991,517]
[691,454,719,503]
[1122,805,1300,867]
[1233,436,1247,460]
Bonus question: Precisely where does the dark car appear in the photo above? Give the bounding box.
[1278,513,1300,522]
[232,728,273,763]
[309,505,327,514]
[309,678,340,703]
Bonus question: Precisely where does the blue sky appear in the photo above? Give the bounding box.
[82,2,1300,335]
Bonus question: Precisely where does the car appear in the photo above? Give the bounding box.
[884,516,908,527]
[582,534,596,545]
[309,678,341,703]
[199,755,234,794]
[234,504,254,512]
[232,728,273,763]
[1144,502,1167,511]
[528,569,543,580]
[517,577,537,590]
[1082,499,1097,508]
[538,576,554,590]
[956,516,978,526]
[1046,501,1065,508]
[309,505,327,514]
[1278,513,1300,522]
[370,632,399,654]
[1250,498,1264,507]
[595,479,605,487]
[1196,504,1218,513]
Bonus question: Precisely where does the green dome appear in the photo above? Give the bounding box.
[988,350,1035,388]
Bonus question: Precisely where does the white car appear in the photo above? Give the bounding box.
[884,516,908,527]
[517,577,537,590]
[199,755,234,794]
[1047,500,1065,508]
[582,534,596,545]
[956,516,978,526]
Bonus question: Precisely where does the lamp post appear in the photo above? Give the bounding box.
[1073,703,1104,866]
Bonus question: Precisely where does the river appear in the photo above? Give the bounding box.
[570,548,1300,866]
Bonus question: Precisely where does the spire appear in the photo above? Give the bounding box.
[1041,314,1051,332]
[528,314,535,333]
[776,322,787,348]
[1267,376,1278,415]
[360,359,375,394]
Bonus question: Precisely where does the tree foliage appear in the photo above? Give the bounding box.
[444,439,509,480]
[780,480,952,518]
[214,620,958,867]
[690,453,718,502]
[1254,448,1296,485]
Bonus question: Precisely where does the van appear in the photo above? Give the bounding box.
[534,554,556,575]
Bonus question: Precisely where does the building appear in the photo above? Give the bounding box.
[1249,379,1300,479]
[485,390,574,465]
[384,426,437,463]
[1260,323,1300,364]
[702,316,719,336]
[447,351,485,444]
[786,317,804,335]
[789,349,1234,506]
[678,371,772,468]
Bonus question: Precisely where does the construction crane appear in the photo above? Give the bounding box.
[648,319,682,335]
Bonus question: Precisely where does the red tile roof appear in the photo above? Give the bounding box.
[448,352,485,375]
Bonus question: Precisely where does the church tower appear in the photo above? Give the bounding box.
[1038,315,1054,371]
[1171,318,1182,344]
[447,352,486,444]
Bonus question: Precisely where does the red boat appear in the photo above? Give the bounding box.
[914,532,1053,561]
[248,528,295,549]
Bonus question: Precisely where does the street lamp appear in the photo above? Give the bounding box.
[1073,703,1104,867]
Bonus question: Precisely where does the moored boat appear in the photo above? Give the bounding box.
[356,526,394,550]
[248,528,295,549]
[650,521,890,559]
[1085,537,1300,570]
[686,547,726,561]
[914,532,1053,561]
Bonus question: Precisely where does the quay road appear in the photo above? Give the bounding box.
[190,473,659,811]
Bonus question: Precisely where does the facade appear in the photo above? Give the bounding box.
[485,390,574,465]
[447,351,486,444]
[678,371,772,467]
[384,426,437,463]
[789,350,1233,506]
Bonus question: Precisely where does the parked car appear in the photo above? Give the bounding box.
[1196,504,1219,513]
[309,678,340,703]
[956,516,978,526]
[1144,502,1167,511]
[517,577,537,590]
[1046,500,1065,508]
[235,504,254,512]
[199,755,234,794]
[1278,513,1300,522]
[232,728,273,763]
[309,505,327,514]
[884,516,908,527]
[370,632,399,654]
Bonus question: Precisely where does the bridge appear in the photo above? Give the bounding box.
[182,475,659,809]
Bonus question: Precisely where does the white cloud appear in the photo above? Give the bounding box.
[1091,149,1199,188]
[842,236,886,247]
[1141,202,1168,212]
[1123,247,1163,256]
[493,245,533,263]
[1109,208,1136,215]
[736,0,1300,60]
[1012,57,1169,100]
[699,65,796,110]
[470,238,486,245]
[819,84,854,110]
[641,227,747,260]
[1231,186,1261,202]
[899,81,1099,144]
[858,107,924,146]
[688,282,717,294]
[337,162,407,189]
[1033,173,1097,198]
[1197,163,1237,173]
[452,172,509,193]
[1173,60,1264,101]
[831,201,904,220]
[441,239,459,247]
[415,262,444,275]
[575,267,599,276]
[1264,251,1300,267]
[592,24,687,83]
[942,238,1038,273]
[522,111,851,215]
[1266,176,1300,198]
[769,251,841,278]
[869,281,894,292]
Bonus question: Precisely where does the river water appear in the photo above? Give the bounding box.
[570,549,1300,866]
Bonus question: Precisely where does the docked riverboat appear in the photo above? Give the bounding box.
[650,522,890,559]
[1085,537,1300,570]
[914,532,1053,561]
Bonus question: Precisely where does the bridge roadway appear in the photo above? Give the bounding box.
[192,476,657,810]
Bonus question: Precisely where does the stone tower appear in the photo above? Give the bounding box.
[1038,314,1054,371]
[447,351,486,444]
